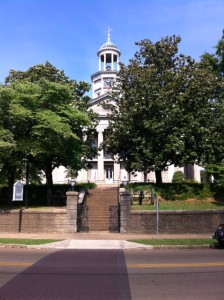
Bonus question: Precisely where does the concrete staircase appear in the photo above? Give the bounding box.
[87,187,119,231]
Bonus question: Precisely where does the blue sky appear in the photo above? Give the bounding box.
[0,0,223,87]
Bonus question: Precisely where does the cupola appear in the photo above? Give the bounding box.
[91,28,121,99]
[97,28,121,72]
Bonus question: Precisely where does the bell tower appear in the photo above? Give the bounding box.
[91,28,121,99]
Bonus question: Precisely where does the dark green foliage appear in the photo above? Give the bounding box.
[210,182,224,200]
[103,36,219,182]
[0,182,97,207]
[206,163,224,184]
[156,183,211,201]
[172,171,185,183]
[126,182,212,201]
[200,30,224,165]
[200,169,210,184]
[0,63,97,192]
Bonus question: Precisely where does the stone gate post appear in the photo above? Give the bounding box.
[119,189,131,233]
[66,191,78,233]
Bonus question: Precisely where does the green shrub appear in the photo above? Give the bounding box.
[0,182,97,207]
[172,171,185,183]
[126,182,212,201]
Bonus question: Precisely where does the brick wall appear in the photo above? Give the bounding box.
[0,191,78,233]
[0,208,71,233]
[129,210,224,234]
[1,197,224,235]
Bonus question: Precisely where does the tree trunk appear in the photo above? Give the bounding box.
[143,172,147,183]
[44,161,54,186]
[155,170,162,184]
[7,172,15,204]
[45,170,53,186]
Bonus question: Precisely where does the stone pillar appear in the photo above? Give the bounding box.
[66,191,78,233]
[97,129,104,183]
[114,162,121,184]
[119,190,131,234]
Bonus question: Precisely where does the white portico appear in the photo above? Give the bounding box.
[77,29,123,184]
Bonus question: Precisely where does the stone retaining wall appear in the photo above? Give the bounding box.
[0,208,70,233]
[129,210,224,234]
[120,189,224,234]
[0,191,78,233]
[1,189,223,234]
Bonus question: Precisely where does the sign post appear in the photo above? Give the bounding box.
[12,181,24,202]
[156,196,159,238]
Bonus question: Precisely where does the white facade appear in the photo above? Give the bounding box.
[53,31,201,185]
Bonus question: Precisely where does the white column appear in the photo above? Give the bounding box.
[77,169,88,183]
[99,55,101,71]
[117,55,120,71]
[111,54,114,70]
[114,162,121,184]
[104,53,106,71]
[97,129,104,183]
[194,164,201,182]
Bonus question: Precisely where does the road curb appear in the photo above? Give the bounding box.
[0,242,216,250]
[152,244,212,249]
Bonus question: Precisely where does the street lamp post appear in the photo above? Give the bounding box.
[68,179,76,191]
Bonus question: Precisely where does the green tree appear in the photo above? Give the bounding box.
[0,128,16,186]
[5,61,93,114]
[206,163,224,183]
[200,30,224,175]
[0,63,97,193]
[102,36,219,183]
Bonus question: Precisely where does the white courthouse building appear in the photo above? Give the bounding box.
[53,32,201,185]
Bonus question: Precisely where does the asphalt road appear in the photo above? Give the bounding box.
[125,248,224,300]
[0,248,223,300]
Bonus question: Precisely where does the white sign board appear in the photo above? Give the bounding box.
[12,181,24,201]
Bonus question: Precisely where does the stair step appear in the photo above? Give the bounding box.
[84,187,119,231]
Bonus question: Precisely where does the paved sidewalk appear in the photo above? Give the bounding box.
[0,231,211,240]
[37,239,154,250]
[0,232,212,250]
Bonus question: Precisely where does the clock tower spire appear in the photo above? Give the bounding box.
[91,29,121,99]
[107,26,112,43]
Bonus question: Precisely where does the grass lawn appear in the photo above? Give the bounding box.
[0,238,61,245]
[130,238,215,246]
[0,206,66,210]
[131,198,224,210]
[0,238,216,247]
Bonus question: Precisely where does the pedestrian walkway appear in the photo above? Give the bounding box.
[0,231,211,240]
[0,232,211,250]
[38,239,153,250]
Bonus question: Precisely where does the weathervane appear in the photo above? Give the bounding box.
[107,26,112,43]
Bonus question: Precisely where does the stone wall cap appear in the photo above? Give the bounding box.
[0,208,67,214]
[130,209,224,215]
[119,191,131,195]
[66,191,79,196]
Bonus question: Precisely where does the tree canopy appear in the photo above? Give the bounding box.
[200,30,224,180]
[102,35,220,182]
[201,30,224,158]
[0,62,97,190]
